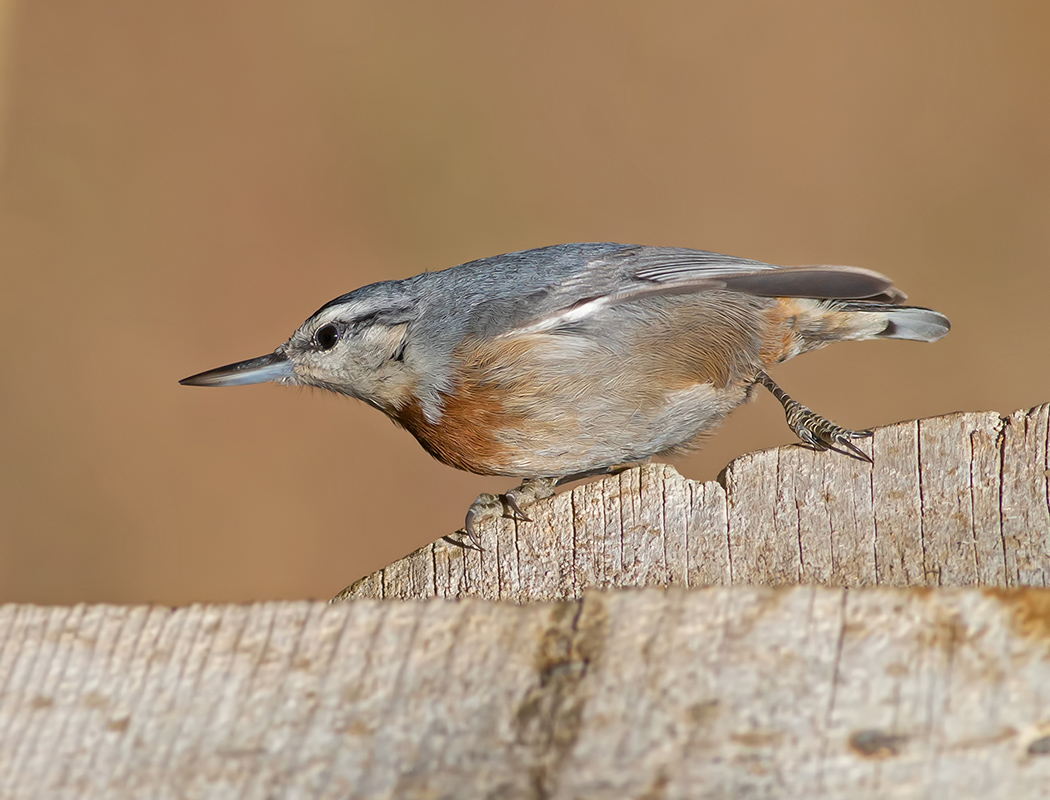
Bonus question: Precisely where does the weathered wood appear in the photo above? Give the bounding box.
[2,588,1050,799]
[336,405,1050,602]
[3,404,1048,798]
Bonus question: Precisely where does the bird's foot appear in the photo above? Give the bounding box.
[459,477,559,550]
[787,408,873,462]
[756,371,873,463]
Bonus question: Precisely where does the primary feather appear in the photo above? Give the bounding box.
[491,244,906,338]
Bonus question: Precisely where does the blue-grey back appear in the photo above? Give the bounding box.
[407,242,773,343]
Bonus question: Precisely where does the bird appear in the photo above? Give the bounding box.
[181,243,950,546]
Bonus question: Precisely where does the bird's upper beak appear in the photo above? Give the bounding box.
[179,349,294,387]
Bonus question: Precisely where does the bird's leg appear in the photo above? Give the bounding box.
[755,370,873,463]
[461,477,559,549]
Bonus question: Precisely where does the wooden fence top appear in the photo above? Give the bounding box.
[3,588,1050,798]
[337,404,1050,602]
[1,404,1048,798]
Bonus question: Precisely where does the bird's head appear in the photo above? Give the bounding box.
[180,283,419,413]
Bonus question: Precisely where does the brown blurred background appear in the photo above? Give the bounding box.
[1,2,1048,605]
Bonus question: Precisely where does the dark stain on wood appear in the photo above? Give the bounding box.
[849,729,908,759]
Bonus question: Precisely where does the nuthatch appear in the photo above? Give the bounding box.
[181,243,950,545]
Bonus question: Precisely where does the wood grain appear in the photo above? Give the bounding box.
[336,405,1050,602]
[3,404,1049,798]
[2,589,1050,799]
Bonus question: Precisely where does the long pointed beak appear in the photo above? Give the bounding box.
[179,350,294,387]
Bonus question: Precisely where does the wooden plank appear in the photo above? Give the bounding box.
[918,413,1002,586]
[871,419,924,586]
[1002,404,1050,586]
[3,588,1050,798]
[2,404,1049,797]
[337,405,1050,602]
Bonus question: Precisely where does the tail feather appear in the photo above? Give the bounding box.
[878,307,951,342]
[838,302,951,342]
[765,298,949,364]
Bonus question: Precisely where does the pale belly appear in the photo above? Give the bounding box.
[481,380,753,478]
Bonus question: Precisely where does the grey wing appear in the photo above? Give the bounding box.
[611,245,775,278]
[618,245,903,301]
[504,244,906,337]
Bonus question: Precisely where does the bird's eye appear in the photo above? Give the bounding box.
[315,323,341,350]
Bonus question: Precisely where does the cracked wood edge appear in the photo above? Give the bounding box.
[2,588,1050,799]
[335,404,1050,602]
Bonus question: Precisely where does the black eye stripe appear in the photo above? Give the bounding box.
[312,313,408,351]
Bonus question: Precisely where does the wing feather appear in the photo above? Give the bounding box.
[502,244,905,337]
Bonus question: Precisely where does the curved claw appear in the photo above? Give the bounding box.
[823,437,873,463]
[503,493,532,522]
[444,531,483,551]
[756,371,874,464]
[794,426,873,462]
[463,493,501,551]
[460,479,559,548]
[460,513,485,551]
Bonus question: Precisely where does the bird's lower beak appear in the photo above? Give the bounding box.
[179,349,294,387]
